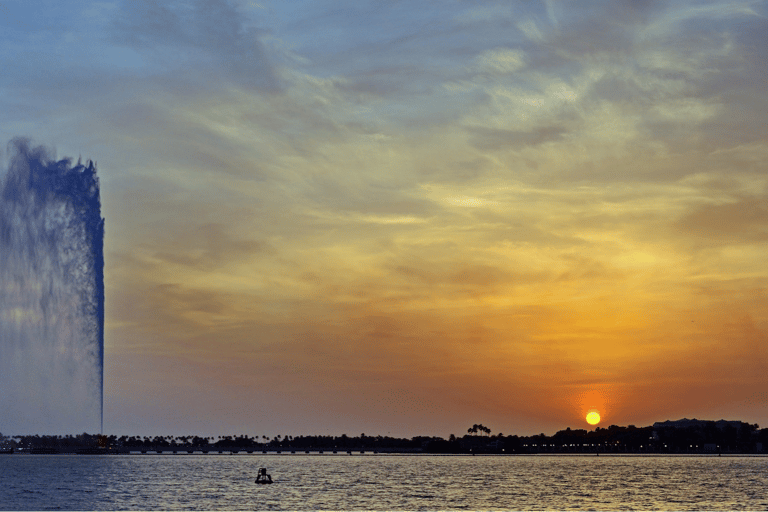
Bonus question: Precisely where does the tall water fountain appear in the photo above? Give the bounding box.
[0,138,104,434]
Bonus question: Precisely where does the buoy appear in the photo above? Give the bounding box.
[255,467,273,484]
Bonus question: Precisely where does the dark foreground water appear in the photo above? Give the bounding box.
[1,454,767,510]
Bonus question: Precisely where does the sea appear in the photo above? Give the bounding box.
[1,453,767,510]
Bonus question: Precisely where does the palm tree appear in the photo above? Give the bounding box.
[469,424,493,436]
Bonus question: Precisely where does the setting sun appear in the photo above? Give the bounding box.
[586,411,601,426]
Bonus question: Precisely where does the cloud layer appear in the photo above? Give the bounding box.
[1,0,767,436]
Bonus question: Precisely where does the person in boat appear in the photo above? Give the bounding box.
[255,467,273,484]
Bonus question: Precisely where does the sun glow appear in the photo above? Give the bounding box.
[586,411,601,425]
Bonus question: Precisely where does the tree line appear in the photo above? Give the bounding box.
[1,420,766,454]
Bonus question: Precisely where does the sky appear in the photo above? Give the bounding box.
[1,0,767,438]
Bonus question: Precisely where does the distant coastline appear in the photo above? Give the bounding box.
[2,418,765,455]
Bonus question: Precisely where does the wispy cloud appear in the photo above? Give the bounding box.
[2,0,767,436]
[111,0,279,90]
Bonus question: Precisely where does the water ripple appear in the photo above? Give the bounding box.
[1,454,767,510]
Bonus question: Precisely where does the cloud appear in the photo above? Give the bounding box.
[111,0,278,91]
[475,48,527,74]
[675,195,768,244]
[467,125,567,151]
[6,0,768,436]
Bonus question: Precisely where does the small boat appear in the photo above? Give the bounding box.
[255,468,273,484]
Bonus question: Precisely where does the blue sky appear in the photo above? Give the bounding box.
[2,0,768,437]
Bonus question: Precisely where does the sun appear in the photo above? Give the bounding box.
[586,411,601,426]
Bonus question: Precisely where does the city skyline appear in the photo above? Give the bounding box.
[1,0,767,438]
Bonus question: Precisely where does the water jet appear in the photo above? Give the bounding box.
[0,138,104,434]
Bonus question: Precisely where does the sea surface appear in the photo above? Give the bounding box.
[1,453,767,510]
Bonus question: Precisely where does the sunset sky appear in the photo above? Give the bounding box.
[1,0,767,438]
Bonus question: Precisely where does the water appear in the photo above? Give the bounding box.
[1,454,766,510]
[0,138,104,434]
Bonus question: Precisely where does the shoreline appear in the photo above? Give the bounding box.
[4,451,767,457]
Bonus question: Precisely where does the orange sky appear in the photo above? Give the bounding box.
[2,0,767,437]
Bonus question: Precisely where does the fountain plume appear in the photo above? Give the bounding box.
[0,138,104,434]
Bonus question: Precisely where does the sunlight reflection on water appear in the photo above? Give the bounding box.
[1,454,766,510]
